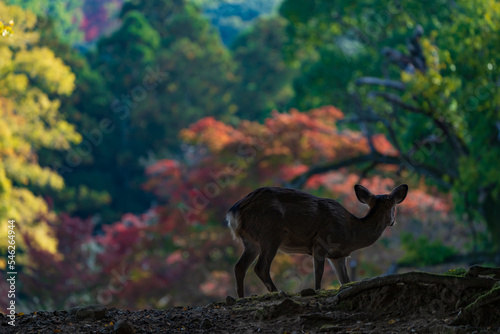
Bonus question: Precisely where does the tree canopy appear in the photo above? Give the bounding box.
[5,0,84,43]
[0,1,80,255]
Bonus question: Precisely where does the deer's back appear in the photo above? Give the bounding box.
[230,187,349,243]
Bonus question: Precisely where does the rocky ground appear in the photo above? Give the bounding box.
[1,267,499,333]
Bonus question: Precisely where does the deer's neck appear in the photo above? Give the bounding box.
[348,205,390,249]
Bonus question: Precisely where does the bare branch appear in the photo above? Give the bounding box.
[338,116,381,124]
[381,47,414,72]
[359,122,376,154]
[338,109,404,153]
[288,152,454,189]
[424,99,470,156]
[368,91,469,156]
[367,91,426,114]
[355,77,406,90]
[407,134,446,158]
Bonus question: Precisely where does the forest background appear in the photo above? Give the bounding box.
[0,0,499,312]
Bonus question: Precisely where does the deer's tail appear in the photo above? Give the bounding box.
[226,203,242,240]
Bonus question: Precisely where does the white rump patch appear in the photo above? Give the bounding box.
[226,211,240,240]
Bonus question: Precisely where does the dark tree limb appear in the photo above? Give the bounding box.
[339,110,405,153]
[288,154,381,189]
[425,117,468,156]
[355,77,406,90]
[405,133,455,167]
[380,26,426,74]
[422,96,470,156]
[359,122,376,154]
[338,116,383,124]
[367,91,427,114]
[381,47,416,72]
[288,152,454,189]
[368,91,469,156]
[338,114,397,146]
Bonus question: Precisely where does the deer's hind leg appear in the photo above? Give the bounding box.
[234,238,259,298]
[254,234,281,293]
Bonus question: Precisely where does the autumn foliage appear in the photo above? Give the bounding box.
[0,0,497,317]
[0,106,454,311]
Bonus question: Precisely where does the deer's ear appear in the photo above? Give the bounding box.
[390,184,408,204]
[354,185,373,205]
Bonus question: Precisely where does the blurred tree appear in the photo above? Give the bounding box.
[91,9,161,217]
[118,0,238,140]
[5,0,84,44]
[32,17,115,222]
[281,0,500,249]
[279,0,453,112]
[231,16,294,120]
[433,0,500,249]
[0,2,80,256]
[198,0,283,45]
[88,0,238,218]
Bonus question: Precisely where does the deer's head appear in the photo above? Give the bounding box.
[354,184,409,226]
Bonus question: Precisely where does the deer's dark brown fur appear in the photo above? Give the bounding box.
[227,184,408,297]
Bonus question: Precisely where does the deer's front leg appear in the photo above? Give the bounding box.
[329,257,350,284]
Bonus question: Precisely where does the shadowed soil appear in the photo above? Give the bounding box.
[1,267,499,333]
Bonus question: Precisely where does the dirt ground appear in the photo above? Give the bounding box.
[2,269,499,333]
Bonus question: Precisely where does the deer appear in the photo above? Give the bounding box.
[227,184,408,298]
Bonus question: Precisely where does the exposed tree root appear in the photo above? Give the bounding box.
[450,283,500,327]
[329,266,500,328]
[332,271,496,305]
[466,265,500,279]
